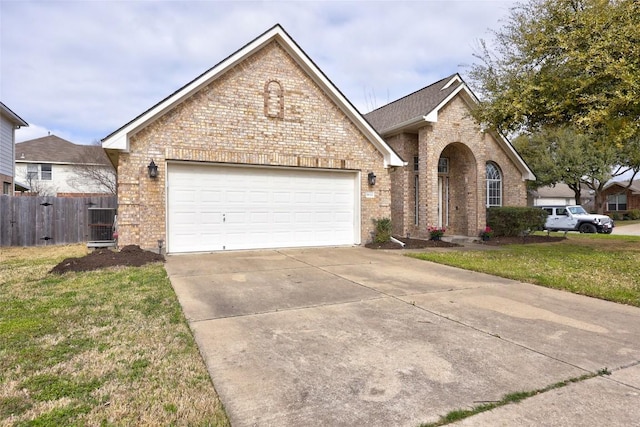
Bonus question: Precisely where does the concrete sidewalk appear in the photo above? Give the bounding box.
[166,247,640,426]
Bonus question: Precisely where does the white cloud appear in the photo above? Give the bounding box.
[1,0,515,144]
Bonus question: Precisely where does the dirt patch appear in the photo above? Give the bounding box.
[365,237,461,250]
[50,245,164,274]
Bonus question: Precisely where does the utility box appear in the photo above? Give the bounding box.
[87,208,117,248]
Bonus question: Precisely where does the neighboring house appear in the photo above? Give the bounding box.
[602,180,640,216]
[0,102,28,195]
[528,183,595,212]
[15,135,115,197]
[102,25,533,253]
[364,75,535,238]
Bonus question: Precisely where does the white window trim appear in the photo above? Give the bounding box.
[486,162,502,208]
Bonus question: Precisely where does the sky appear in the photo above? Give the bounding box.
[1,0,517,145]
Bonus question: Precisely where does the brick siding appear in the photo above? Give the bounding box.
[602,185,640,214]
[386,96,527,239]
[1,173,13,195]
[116,40,391,250]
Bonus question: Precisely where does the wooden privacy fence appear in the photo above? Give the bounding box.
[0,195,117,247]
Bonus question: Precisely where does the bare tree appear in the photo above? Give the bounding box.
[66,140,116,195]
[21,168,58,196]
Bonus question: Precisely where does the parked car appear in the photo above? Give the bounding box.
[540,205,614,234]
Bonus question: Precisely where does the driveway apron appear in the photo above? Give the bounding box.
[614,222,640,236]
[165,247,640,427]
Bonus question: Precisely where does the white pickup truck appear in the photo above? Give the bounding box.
[540,205,614,234]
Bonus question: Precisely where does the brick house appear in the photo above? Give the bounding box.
[102,25,404,253]
[103,25,534,253]
[602,180,640,217]
[364,75,535,239]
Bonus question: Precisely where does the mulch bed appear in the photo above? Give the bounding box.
[50,245,164,274]
[50,234,567,273]
[365,237,460,250]
[364,234,566,250]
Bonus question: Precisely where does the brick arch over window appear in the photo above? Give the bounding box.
[264,80,284,119]
[486,161,502,207]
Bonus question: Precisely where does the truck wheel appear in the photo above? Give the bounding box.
[579,223,597,233]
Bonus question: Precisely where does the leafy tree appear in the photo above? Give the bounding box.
[468,0,640,145]
[514,126,639,211]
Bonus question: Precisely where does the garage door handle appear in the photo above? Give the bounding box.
[223,214,226,222]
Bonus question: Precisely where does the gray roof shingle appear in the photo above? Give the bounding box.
[364,74,461,133]
[605,179,640,194]
[15,135,111,166]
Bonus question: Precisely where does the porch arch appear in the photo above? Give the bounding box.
[436,142,478,236]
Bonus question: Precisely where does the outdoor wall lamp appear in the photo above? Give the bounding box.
[147,160,158,178]
[367,171,377,186]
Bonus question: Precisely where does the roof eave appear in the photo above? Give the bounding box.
[101,25,403,167]
[275,30,404,167]
[102,26,286,152]
[376,116,426,138]
[487,129,536,181]
[0,102,28,127]
[381,83,476,133]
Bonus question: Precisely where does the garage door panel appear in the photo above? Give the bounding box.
[294,192,313,203]
[168,164,357,253]
[201,190,223,202]
[273,192,291,203]
[315,212,333,223]
[273,212,291,223]
[294,212,313,223]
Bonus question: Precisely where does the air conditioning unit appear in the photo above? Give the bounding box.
[87,208,117,248]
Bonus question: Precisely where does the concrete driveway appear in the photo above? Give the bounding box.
[614,222,640,236]
[165,247,640,426]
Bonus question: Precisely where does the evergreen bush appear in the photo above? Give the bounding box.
[486,207,547,237]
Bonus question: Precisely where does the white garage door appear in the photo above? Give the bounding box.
[167,163,358,253]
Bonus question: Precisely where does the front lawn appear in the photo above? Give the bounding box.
[408,233,640,307]
[0,245,229,426]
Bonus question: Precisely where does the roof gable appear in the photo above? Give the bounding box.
[364,74,475,135]
[364,74,534,181]
[0,101,28,127]
[102,24,404,167]
[16,135,111,166]
[604,179,640,194]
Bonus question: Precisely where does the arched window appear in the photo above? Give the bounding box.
[486,162,502,207]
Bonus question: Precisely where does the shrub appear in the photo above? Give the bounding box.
[628,209,640,220]
[487,207,547,237]
[373,217,392,243]
[611,211,622,221]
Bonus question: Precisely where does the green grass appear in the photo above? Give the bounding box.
[0,245,229,426]
[408,233,640,307]
[421,370,608,426]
